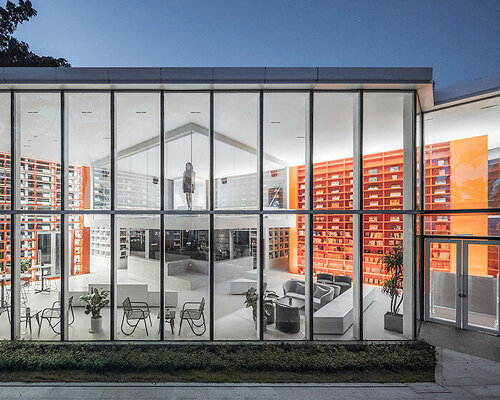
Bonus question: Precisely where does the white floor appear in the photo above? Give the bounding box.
[0,258,405,341]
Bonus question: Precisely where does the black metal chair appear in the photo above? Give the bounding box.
[178,297,206,336]
[121,297,152,336]
[38,296,75,335]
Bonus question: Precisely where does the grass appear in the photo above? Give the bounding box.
[0,341,436,383]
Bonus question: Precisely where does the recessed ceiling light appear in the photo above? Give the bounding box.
[102,137,111,140]
[480,104,498,110]
[81,111,93,114]
[297,136,305,139]
[271,121,280,124]
[135,111,147,114]
[53,139,58,142]
[33,135,39,138]
[190,111,201,114]
[27,111,38,114]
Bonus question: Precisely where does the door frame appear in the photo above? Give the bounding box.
[425,237,500,334]
[462,239,500,335]
[424,238,462,328]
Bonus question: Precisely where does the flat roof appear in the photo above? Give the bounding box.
[0,66,432,85]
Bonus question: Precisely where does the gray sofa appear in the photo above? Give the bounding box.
[282,279,338,310]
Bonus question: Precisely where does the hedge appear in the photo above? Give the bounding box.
[0,341,435,374]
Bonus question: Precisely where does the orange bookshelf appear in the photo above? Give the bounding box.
[0,152,89,277]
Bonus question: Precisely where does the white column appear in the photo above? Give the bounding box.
[403,93,415,339]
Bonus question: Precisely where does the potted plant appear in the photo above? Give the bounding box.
[380,245,404,333]
[78,288,110,333]
[20,258,30,274]
[244,283,279,329]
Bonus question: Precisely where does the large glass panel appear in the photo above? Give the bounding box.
[311,93,357,340]
[0,92,10,211]
[264,213,305,340]
[20,214,61,340]
[424,96,500,211]
[115,215,160,340]
[363,213,404,339]
[263,93,307,210]
[164,92,209,210]
[115,93,160,210]
[68,214,111,340]
[214,214,258,339]
[0,214,10,339]
[363,92,413,211]
[424,212,495,237]
[66,92,111,210]
[17,93,61,211]
[214,93,259,210]
[313,92,356,211]
[466,242,499,331]
[311,213,354,340]
[428,241,458,324]
[164,214,209,339]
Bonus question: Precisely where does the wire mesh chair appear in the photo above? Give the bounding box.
[120,297,152,336]
[38,296,75,335]
[178,297,206,336]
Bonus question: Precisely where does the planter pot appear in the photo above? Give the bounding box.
[384,312,403,333]
[89,316,103,333]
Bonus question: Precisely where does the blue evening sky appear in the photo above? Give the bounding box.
[14,0,500,88]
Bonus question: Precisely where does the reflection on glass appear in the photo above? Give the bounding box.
[164,93,209,210]
[214,214,258,339]
[0,214,10,339]
[0,92,10,211]
[115,93,160,210]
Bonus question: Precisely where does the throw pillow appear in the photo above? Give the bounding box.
[313,286,328,299]
[296,282,305,295]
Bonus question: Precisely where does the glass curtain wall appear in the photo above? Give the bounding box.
[423,95,500,335]
[312,93,357,340]
[263,93,307,340]
[0,92,10,339]
[4,88,419,341]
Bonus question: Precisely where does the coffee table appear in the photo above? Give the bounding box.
[157,308,176,335]
[276,296,305,309]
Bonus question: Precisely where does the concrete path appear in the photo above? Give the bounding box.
[0,347,498,399]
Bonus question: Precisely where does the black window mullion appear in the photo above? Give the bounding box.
[209,91,214,340]
[159,91,165,341]
[110,90,116,340]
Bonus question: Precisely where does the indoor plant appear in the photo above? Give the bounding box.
[380,244,404,333]
[20,258,30,274]
[78,288,110,333]
[244,283,279,328]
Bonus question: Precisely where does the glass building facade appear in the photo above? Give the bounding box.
[0,67,498,341]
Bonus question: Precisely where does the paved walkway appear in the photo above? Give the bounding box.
[0,347,499,399]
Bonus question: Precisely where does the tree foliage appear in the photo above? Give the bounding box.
[0,0,70,67]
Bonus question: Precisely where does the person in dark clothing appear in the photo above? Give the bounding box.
[183,162,195,210]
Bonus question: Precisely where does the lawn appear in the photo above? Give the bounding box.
[0,341,436,383]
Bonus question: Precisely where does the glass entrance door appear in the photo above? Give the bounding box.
[425,238,500,334]
[425,239,461,326]
[463,240,499,333]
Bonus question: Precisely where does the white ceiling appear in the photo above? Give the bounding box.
[4,92,499,179]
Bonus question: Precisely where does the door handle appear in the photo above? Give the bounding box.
[458,293,466,298]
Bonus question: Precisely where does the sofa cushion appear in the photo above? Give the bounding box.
[296,282,305,295]
[288,292,305,301]
[313,286,328,299]
[288,280,298,293]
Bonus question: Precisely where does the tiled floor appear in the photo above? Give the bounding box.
[0,259,405,341]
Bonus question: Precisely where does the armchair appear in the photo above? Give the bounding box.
[121,297,152,336]
[178,297,206,336]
